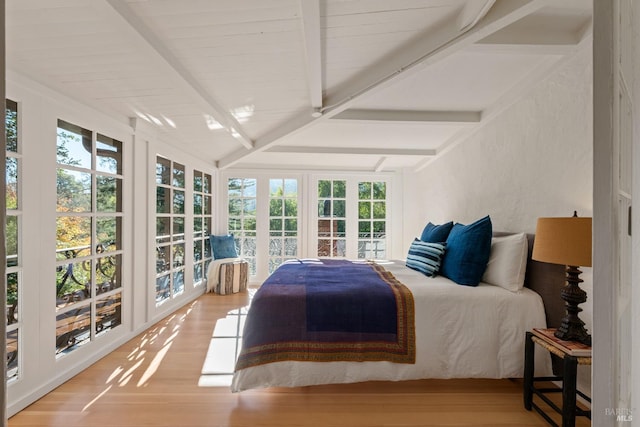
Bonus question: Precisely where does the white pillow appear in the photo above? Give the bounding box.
[482,233,528,292]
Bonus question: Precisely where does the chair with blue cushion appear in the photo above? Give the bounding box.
[206,234,248,294]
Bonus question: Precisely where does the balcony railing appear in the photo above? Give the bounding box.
[55,241,122,355]
[56,242,119,303]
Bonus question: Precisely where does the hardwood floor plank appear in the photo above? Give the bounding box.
[8,292,589,427]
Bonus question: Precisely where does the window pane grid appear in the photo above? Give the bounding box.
[228,178,257,275]
[268,179,298,273]
[317,180,346,257]
[358,181,387,259]
[156,156,187,303]
[6,100,20,381]
[193,171,212,286]
[55,120,124,357]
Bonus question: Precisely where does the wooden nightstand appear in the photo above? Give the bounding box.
[523,329,592,427]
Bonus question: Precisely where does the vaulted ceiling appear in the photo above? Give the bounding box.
[7,0,592,172]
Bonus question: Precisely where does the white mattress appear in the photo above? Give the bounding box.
[231,260,551,392]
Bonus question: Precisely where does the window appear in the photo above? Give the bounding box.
[156,157,186,304]
[55,120,123,357]
[268,179,299,273]
[227,178,257,275]
[317,179,346,257]
[223,174,391,279]
[314,177,390,260]
[193,170,212,285]
[6,99,20,380]
[358,181,387,259]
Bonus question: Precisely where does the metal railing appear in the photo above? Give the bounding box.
[55,241,121,355]
[56,241,118,303]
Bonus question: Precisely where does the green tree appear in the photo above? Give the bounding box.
[318,180,331,198]
[57,169,90,212]
[97,176,118,212]
[56,129,84,166]
[6,273,18,325]
[57,129,90,212]
[6,101,19,316]
[5,100,17,152]
[55,130,92,298]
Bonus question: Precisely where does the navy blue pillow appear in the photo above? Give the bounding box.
[420,221,454,243]
[210,234,238,260]
[440,215,492,286]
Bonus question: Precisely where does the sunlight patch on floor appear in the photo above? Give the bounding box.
[199,290,254,387]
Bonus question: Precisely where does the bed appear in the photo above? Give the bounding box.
[231,232,564,393]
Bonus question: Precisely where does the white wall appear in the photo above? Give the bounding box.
[405,45,592,236]
[404,44,593,394]
[5,73,216,416]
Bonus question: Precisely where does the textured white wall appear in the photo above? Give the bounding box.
[404,45,593,393]
[405,45,592,235]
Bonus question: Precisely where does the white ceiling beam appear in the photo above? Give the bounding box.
[219,112,318,168]
[477,28,581,47]
[467,14,593,55]
[415,34,592,172]
[266,146,436,157]
[373,157,387,173]
[321,0,547,115]
[457,0,496,32]
[576,15,593,43]
[218,0,547,169]
[467,42,579,55]
[102,0,254,149]
[332,109,481,123]
[473,20,587,56]
[299,0,323,110]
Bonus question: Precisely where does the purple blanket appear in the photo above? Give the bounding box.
[235,259,415,370]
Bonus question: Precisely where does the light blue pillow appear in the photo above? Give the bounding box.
[420,221,454,243]
[440,215,493,286]
[210,234,238,260]
[406,239,446,277]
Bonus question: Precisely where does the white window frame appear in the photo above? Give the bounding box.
[356,180,389,260]
[147,140,217,319]
[192,169,213,287]
[227,177,258,276]
[267,177,301,274]
[154,156,187,305]
[220,171,401,282]
[310,174,394,260]
[54,119,126,358]
[5,98,21,382]
[220,171,304,283]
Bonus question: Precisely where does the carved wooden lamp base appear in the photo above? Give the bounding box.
[554,265,591,346]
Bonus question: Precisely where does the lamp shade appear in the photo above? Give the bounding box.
[532,216,592,267]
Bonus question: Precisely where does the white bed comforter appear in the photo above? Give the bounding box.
[231,260,551,392]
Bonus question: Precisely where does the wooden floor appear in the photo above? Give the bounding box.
[8,290,590,427]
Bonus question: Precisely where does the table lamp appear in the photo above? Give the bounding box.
[532,212,592,346]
